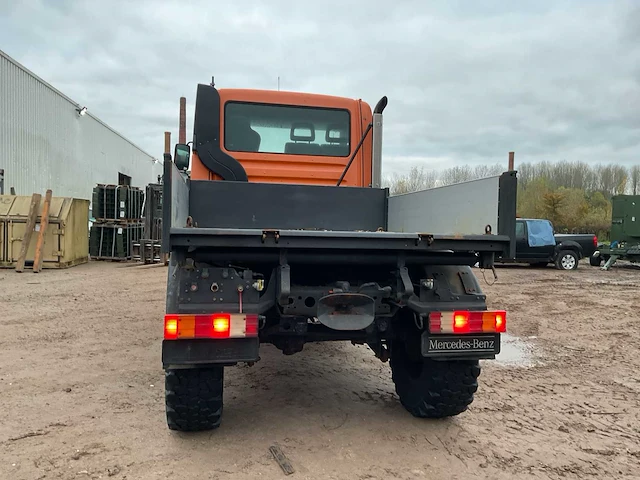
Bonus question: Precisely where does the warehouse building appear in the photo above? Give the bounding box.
[0,49,162,205]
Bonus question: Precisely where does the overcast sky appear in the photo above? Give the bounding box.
[1,0,639,175]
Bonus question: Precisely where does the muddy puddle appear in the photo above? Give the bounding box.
[491,333,539,368]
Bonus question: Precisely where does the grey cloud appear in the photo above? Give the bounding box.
[1,0,638,172]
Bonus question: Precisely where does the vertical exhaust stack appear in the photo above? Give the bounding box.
[371,96,388,189]
[508,151,515,171]
[371,114,383,188]
[179,97,186,145]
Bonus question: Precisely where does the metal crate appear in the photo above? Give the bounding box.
[91,184,144,222]
[89,223,143,260]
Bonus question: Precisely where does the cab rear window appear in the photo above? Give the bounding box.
[224,102,351,157]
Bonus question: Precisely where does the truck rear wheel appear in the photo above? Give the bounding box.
[165,367,224,431]
[390,345,481,418]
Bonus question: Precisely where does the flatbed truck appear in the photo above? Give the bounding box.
[161,81,517,431]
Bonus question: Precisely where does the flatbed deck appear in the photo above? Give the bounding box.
[169,227,510,252]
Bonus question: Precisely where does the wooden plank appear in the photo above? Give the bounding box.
[15,193,42,272]
[269,445,295,475]
[33,189,53,273]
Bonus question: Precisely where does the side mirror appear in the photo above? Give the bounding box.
[174,144,191,171]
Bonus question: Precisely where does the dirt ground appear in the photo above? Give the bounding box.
[1,260,639,480]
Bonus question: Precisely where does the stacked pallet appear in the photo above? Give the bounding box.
[89,184,144,261]
[133,183,165,264]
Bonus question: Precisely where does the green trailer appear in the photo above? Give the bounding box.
[590,195,640,270]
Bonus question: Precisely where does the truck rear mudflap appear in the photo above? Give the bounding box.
[421,333,500,359]
[162,338,259,367]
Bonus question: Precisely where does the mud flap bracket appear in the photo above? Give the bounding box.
[396,255,414,302]
[277,250,291,306]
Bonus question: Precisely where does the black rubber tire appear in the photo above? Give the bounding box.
[390,346,481,418]
[555,250,579,270]
[165,367,224,431]
[589,253,602,267]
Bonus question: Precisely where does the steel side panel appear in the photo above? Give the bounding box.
[171,165,190,230]
[161,157,172,253]
[387,175,501,236]
[187,180,388,231]
[161,158,189,254]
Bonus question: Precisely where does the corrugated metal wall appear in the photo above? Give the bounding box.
[0,49,163,200]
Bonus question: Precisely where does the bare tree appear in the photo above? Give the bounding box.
[596,164,615,196]
[613,165,628,195]
[384,160,636,200]
[472,163,504,179]
[517,162,534,188]
[630,165,640,195]
[383,165,438,195]
[440,165,473,186]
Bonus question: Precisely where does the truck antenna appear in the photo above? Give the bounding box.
[211,76,215,87]
[277,76,280,91]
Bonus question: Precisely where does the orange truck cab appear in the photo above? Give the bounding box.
[184,82,386,188]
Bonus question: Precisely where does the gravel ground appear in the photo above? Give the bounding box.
[1,260,639,480]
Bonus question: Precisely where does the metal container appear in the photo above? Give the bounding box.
[89,223,143,260]
[610,195,640,243]
[0,194,90,269]
[92,184,144,221]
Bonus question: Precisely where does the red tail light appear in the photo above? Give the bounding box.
[164,313,258,340]
[245,314,259,336]
[429,310,506,334]
[453,311,470,333]
[211,314,231,338]
[593,235,598,247]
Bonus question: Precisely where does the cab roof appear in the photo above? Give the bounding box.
[217,87,367,109]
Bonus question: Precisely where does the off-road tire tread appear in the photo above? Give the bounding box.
[165,367,223,431]
[391,353,481,418]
